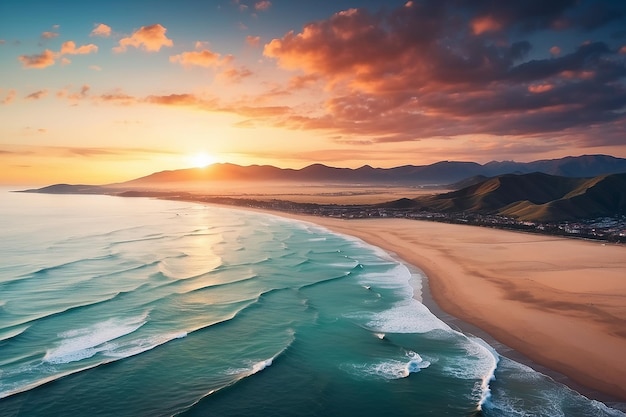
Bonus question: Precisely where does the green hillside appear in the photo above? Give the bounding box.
[413,173,626,222]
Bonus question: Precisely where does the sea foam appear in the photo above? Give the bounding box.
[43,313,149,364]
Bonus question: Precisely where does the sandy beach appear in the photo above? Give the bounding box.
[253,211,626,401]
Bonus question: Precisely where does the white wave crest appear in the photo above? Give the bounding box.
[103,331,187,359]
[250,358,273,375]
[348,299,449,334]
[402,351,431,377]
[43,313,149,364]
[344,350,430,380]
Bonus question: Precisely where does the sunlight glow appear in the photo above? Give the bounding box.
[188,152,217,168]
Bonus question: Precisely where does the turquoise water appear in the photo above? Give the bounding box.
[0,190,623,417]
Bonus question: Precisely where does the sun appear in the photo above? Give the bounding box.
[188,152,217,168]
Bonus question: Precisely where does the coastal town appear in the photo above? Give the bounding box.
[164,193,626,243]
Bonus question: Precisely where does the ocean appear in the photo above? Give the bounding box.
[0,189,623,417]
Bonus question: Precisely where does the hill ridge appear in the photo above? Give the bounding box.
[112,154,626,187]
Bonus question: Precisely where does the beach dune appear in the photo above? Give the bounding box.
[276,214,626,401]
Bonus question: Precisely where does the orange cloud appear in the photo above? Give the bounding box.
[217,66,253,83]
[246,35,261,47]
[620,46,626,54]
[470,15,502,35]
[18,40,98,69]
[550,46,561,56]
[41,31,59,39]
[60,41,98,55]
[91,23,112,37]
[57,84,91,103]
[98,91,136,106]
[169,49,224,68]
[255,1,271,11]
[288,74,320,90]
[113,24,173,53]
[18,50,55,68]
[25,89,48,100]
[146,93,203,106]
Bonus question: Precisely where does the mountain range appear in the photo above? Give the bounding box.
[116,154,626,186]
[24,154,626,223]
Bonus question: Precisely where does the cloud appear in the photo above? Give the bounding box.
[91,23,112,37]
[255,1,271,11]
[113,24,173,53]
[528,84,554,93]
[470,15,502,35]
[97,92,136,105]
[217,66,254,83]
[550,45,561,56]
[246,35,261,47]
[1,89,16,104]
[25,89,48,100]
[18,40,98,69]
[60,41,98,55]
[89,65,102,71]
[2,144,179,159]
[262,1,626,146]
[18,50,55,68]
[169,49,225,68]
[145,92,290,119]
[57,84,91,103]
[41,31,59,39]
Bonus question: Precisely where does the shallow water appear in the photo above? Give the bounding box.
[0,190,623,417]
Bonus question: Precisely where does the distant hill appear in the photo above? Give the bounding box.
[407,172,626,221]
[113,154,626,187]
[19,184,106,194]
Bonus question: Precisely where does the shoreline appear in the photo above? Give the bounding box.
[212,204,626,406]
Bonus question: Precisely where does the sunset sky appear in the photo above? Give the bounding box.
[2,0,626,185]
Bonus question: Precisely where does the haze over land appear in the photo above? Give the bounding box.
[2,0,626,184]
[27,154,626,225]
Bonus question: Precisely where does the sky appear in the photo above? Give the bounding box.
[1,0,626,185]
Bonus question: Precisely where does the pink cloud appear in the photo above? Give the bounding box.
[255,1,271,11]
[470,15,502,35]
[113,24,173,53]
[91,23,112,37]
[528,84,554,94]
[246,35,261,47]
[1,89,16,104]
[18,50,55,68]
[550,46,561,56]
